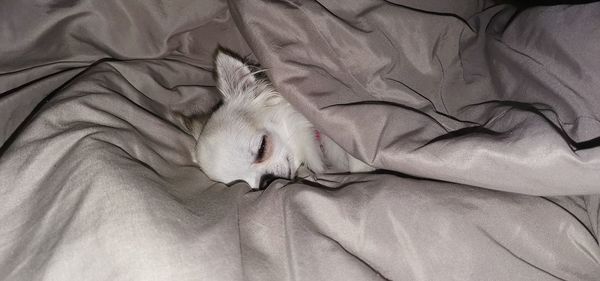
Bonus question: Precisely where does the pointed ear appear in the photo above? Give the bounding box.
[214,51,257,101]
[172,111,209,140]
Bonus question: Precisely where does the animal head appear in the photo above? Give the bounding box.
[194,51,322,189]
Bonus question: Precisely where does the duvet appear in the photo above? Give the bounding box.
[1,0,599,280]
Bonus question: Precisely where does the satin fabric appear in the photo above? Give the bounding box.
[0,0,599,280]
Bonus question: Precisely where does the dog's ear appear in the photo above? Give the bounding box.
[172,111,209,140]
[214,50,257,101]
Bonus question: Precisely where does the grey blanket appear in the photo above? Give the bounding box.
[1,0,599,280]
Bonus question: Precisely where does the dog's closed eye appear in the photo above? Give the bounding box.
[255,135,270,163]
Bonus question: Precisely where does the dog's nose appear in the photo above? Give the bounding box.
[259,174,277,189]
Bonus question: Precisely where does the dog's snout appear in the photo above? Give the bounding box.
[259,174,277,189]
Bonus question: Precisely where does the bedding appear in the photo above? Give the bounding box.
[0,0,599,280]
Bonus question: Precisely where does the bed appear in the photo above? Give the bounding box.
[1,0,599,280]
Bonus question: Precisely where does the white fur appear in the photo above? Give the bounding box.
[194,51,373,189]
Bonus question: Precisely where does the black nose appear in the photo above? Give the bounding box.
[259,174,277,189]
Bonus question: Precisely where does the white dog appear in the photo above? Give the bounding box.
[191,50,372,189]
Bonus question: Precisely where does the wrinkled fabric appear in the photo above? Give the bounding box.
[232,0,600,195]
[1,0,599,280]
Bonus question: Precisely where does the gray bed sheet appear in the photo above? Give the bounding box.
[0,0,599,280]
